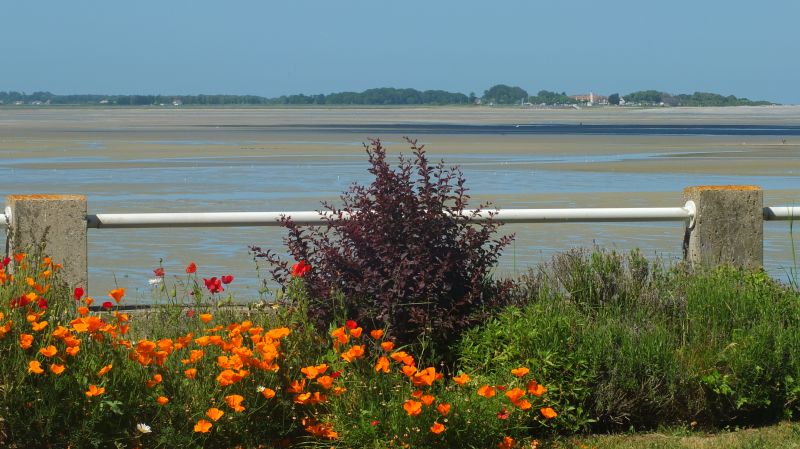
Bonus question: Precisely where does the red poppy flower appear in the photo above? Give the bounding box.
[330,371,342,379]
[497,408,510,420]
[153,267,165,277]
[1,256,10,267]
[102,301,113,310]
[370,420,379,426]
[221,275,234,284]
[186,309,196,318]
[73,287,84,301]
[37,298,48,309]
[185,262,197,274]
[203,277,224,294]
[345,320,357,329]
[290,260,311,277]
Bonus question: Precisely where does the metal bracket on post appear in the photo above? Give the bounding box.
[683,200,696,229]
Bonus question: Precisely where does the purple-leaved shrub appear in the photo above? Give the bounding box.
[254,138,514,356]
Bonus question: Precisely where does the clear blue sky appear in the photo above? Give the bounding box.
[2,0,798,104]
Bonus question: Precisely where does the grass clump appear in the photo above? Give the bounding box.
[458,248,800,434]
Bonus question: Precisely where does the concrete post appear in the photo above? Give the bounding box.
[5,194,88,290]
[682,185,763,270]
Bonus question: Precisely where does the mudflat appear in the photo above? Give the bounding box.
[1,106,798,300]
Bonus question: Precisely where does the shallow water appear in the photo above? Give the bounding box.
[1,107,798,302]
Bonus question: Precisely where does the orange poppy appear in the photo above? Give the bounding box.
[403,399,422,416]
[184,368,197,379]
[108,288,125,303]
[301,363,328,379]
[224,394,245,412]
[505,387,526,404]
[97,364,113,377]
[375,356,390,373]
[199,314,212,324]
[49,363,66,375]
[85,384,105,397]
[526,381,547,396]
[330,326,349,347]
[19,333,34,349]
[31,321,48,332]
[380,341,395,352]
[402,365,418,377]
[498,436,515,449]
[411,367,437,387]
[477,385,496,398]
[453,373,470,385]
[194,419,212,433]
[316,375,334,389]
[28,360,44,374]
[421,395,435,406]
[370,329,384,339]
[287,379,306,394]
[38,345,57,357]
[516,399,532,410]
[540,407,557,419]
[156,396,169,405]
[259,387,276,399]
[430,422,446,434]
[77,306,90,316]
[349,327,363,338]
[511,367,530,377]
[206,408,224,421]
[437,403,451,416]
[341,345,365,362]
[146,373,162,388]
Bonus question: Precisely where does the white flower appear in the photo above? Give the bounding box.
[256,385,266,393]
[136,423,152,434]
[148,278,162,286]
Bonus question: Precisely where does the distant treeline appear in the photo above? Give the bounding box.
[0,86,774,107]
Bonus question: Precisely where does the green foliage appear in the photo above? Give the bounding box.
[609,93,620,105]
[459,249,800,433]
[529,90,577,105]
[482,84,529,105]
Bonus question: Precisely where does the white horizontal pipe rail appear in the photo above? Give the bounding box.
[1,205,797,230]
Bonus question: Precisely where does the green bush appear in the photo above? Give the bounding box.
[458,248,800,432]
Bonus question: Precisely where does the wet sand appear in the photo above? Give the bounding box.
[1,106,798,301]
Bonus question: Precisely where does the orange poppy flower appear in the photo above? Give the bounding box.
[498,436,515,449]
[316,375,334,389]
[437,403,451,416]
[453,373,470,385]
[265,327,291,340]
[411,390,424,398]
[477,385,496,398]
[421,395,435,406]
[28,360,44,374]
[206,408,224,421]
[301,363,328,379]
[511,367,530,377]
[332,386,347,396]
[77,306,90,316]
[194,419,212,433]
[49,363,66,375]
[85,384,105,397]
[403,399,422,416]
[259,387,276,399]
[108,288,125,303]
[287,379,306,394]
[370,329,384,339]
[349,327,363,338]
[505,387,526,404]
[199,314,212,324]
[19,333,34,349]
[184,368,197,379]
[224,394,245,412]
[526,381,547,396]
[38,345,57,357]
[540,407,557,419]
[156,396,169,405]
[375,356,390,373]
[66,345,80,357]
[146,373,162,388]
[411,367,437,387]
[430,422,446,434]
[380,341,395,352]
[330,326,349,347]
[402,365,418,377]
[31,321,48,332]
[341,345,365,362]
[14,252,26,263]
[97,364,113,377]
[516,399,532,410]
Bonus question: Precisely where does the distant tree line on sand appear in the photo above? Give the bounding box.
[0,86,773,107]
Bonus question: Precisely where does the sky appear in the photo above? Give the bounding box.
[1,0,799,104]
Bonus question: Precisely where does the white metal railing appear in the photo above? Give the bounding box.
[1,204,797,230]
